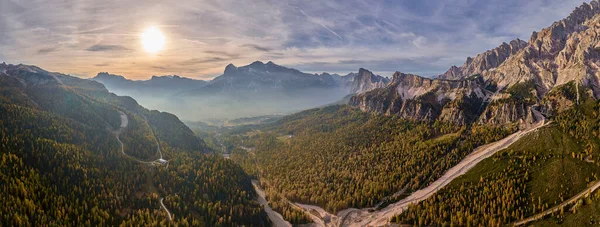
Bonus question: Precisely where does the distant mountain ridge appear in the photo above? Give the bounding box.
[93,61,389,121]
[184,61,343,96]
[93,72,207,96]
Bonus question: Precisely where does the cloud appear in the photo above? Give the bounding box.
[293,56,448,77]
[295,7,343,40]
[242,44,273,52]
[86,44,131,52]
[152,66,168,70]
[0,0,589,79]
[204,50,240,59]
[37,47,58,54]
[180,57,229,66]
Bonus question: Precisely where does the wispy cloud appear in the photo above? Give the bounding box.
[180,57,229,66]
[242,44,273,52]
[37,47,58,54]
[86,44,131,52]
[296,7,343,40]
[0,0,589,79]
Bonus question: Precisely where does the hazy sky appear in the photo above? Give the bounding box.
[0,0,588,80]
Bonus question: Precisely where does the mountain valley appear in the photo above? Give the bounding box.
[4,0,600,226]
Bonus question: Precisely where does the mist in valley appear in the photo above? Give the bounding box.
[102,84,350,124]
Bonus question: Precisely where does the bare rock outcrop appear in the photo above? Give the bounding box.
[438,39,527,80]
[348,68,390,94]
[349,73,490,124]
[351,0,600,125]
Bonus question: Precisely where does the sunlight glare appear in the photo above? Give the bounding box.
[141,26,166,54]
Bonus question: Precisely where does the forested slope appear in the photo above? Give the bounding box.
[233,105,514,213]
[0,64,269,226]
[395,82,600,226]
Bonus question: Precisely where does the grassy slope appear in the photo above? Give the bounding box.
[395,124,600,225]
[531,191,600,226]
[451,125,599,207]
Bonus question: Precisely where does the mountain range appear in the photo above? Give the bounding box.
[92,61,389,121]
[93,0,600,126]
[14,0,600,130]
[351,0,600,126]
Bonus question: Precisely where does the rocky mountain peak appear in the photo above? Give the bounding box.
[150,75,186,80]
[527,0,600,57]
[438,38,528,80]
[94,72,127,81]
[357,68,370,74]
[224,63,238,74]
[0,63,62,86]
[224,61,303,76]
[349,68,390,94]
[390,71,424,84]
[249,61,266,67]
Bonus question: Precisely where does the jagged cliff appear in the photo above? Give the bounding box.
[349,73,490,124]
[349,68,390,94]
[439,39,528,80]
[350,0,600,125]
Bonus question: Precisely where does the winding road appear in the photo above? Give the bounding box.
[235,143,295,227]
[143,115,163,160]
[160,198,173,221]
[115,111,173,222]
[114,111,158,165]
[217,135,291,226]
[513,180,600,225]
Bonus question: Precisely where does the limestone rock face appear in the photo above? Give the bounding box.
[439,39,528,80]
[351,0,600,125]
[482,0,600,95]
[349,72,491,124]
[349,68,390,94]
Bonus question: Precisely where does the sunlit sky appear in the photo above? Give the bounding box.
[0,0,587,80]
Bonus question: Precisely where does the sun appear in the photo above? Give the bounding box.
[141,26,166,54]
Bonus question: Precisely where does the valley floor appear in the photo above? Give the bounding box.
[247,120,548,227]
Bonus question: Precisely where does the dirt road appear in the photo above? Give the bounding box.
[513,181,600,226]
[160,197,173,221]
[346,120,549,226]
[287,119,549,227]
[116,111,172,221]
[252,180,293,227]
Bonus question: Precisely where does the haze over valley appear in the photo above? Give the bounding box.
[92,61,385,121]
